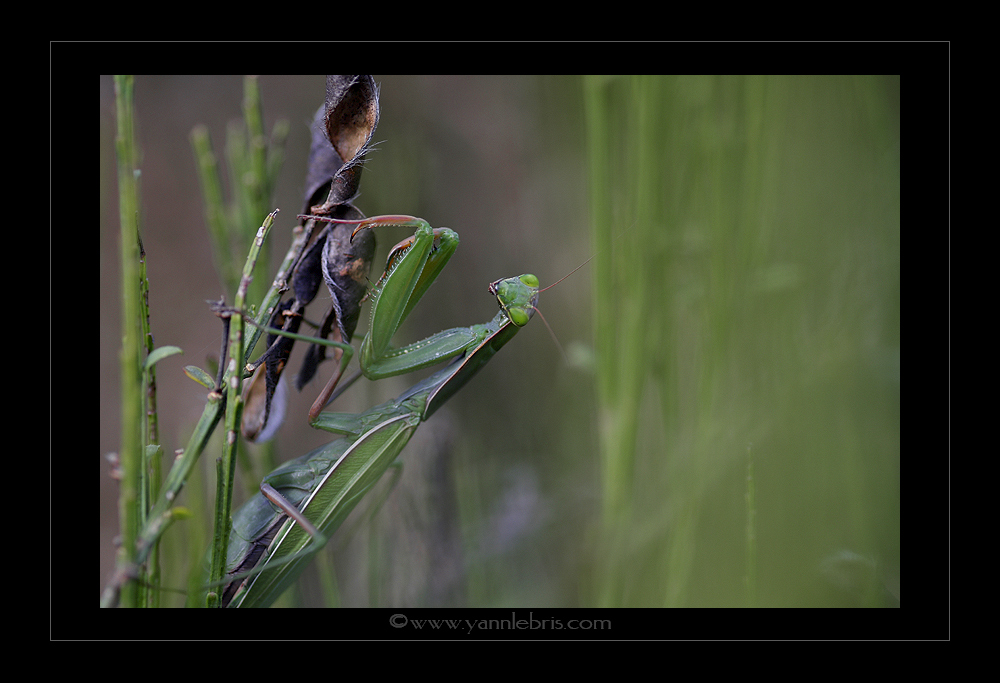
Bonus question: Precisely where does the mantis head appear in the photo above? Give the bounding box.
[489,274,540,327]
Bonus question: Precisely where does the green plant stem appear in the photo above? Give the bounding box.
[208,210,276,605]
[190,126,232,289]
[137,234,163,608]
[113,74,143,609]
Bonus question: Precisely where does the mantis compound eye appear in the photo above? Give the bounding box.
[490,274,540,327]
[507,306,531,327]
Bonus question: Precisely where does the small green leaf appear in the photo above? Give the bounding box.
[145,345,183,371]
[184,365,216,389]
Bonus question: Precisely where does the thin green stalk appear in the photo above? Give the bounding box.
[113,74,143,609]
[207,210,276,606]
[239,76,288,308]
[190,125,231,290]
[137,235,163,607]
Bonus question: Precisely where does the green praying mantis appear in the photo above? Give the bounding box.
[212,214,546,607]
[102,76,575,608]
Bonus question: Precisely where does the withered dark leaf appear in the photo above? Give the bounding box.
[306,75,380,216]
[324,75,380,170]
[243,76,381,441]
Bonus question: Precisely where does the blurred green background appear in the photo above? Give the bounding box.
[100,75,899,607]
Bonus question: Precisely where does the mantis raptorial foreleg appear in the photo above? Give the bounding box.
[298,215,540,412]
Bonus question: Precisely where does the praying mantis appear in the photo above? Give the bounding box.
[102,76,577,609]
[212,214,543,607]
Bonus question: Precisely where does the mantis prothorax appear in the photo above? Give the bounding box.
[214,217,542,606]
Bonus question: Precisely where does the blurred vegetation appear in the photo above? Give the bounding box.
[584,75,899,607]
